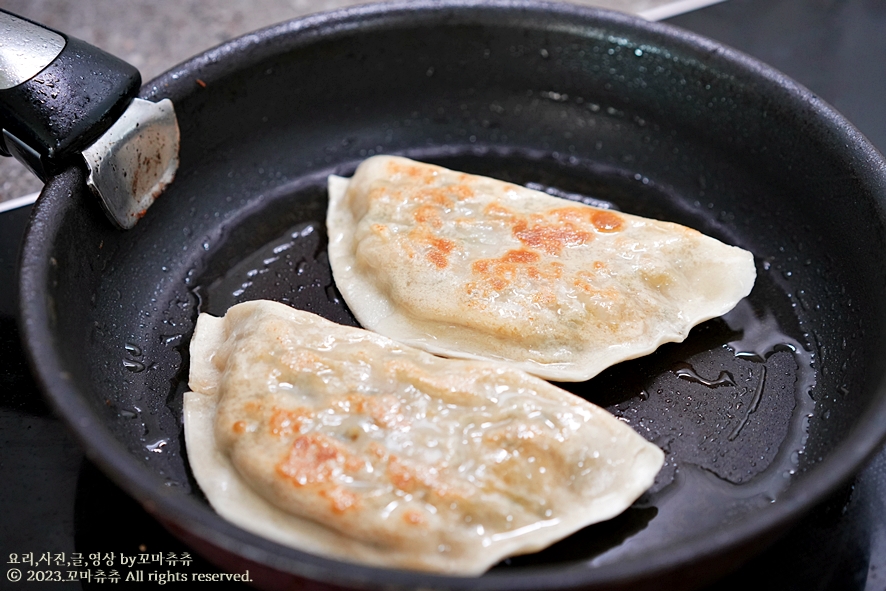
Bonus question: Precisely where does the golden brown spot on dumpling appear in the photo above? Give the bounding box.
[277,433,361,485]
[407,226,456,269]
[467,250,563,300]
[428,251,448,269]
[512,218,592,255]
[413,204,443,228]
[387,161,436,183]
[370,223,391,240]
[320,486,361,514]
[344,393,405,429]
[403,509,426,525]
[483,203,513,217]
[531,288,557,307]
[447,182,474,201]
[550,207,587,223]
[232,421,247,434]
[387,457,417,493]
[269,407,311,438]
[427,238,455,269]
[501,249,540,264]
[549,206,624,233]
[414,187,454,208]
[590,210,624,233]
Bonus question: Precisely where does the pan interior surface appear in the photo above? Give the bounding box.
[20,2,886,589]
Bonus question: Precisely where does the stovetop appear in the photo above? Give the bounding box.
[2,0,886,589]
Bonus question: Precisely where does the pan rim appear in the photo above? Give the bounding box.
[19,0,886,588]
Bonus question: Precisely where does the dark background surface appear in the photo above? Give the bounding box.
[2,0,885,589]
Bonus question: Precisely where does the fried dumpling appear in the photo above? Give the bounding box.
[327,155,756,381]
[183,300,664,574]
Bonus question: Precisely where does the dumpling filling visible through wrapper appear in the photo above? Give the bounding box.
[183,300,664,574]
[327,155,756,381]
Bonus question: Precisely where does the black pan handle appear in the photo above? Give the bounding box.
[0,9,179,229]
[0,9,141,180]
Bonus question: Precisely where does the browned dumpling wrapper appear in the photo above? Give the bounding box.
[184,300,664,574]
[327,155,756,381]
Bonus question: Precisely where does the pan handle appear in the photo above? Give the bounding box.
[0,10,180,229]
[0,10,141,180]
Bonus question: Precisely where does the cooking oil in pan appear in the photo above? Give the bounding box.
[589,297,818,563]
[197,221,357,327]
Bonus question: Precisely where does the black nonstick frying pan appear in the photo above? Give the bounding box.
[6,1,886,589]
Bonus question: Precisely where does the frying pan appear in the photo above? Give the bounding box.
[7,1,886,589]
